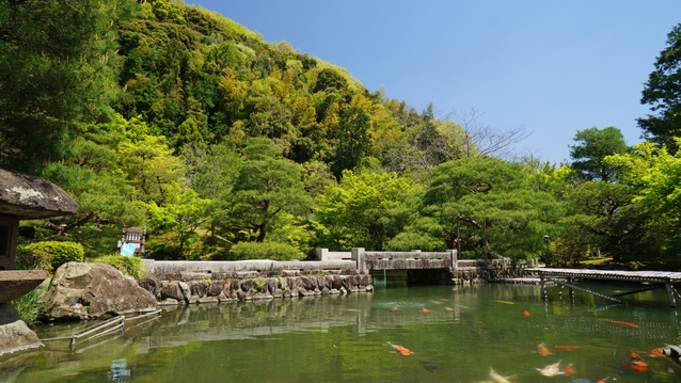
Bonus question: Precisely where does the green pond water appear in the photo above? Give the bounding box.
[5,280,681,383]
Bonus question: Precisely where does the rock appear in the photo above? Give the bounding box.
[300,276,316,290]
[0,303,42,357]
[191,281,209,299]
[365,284,374,292]
[235,289,245,300]
[41,262,157,319]
[138,275,160,297]
[160,282,185,302]
[158,298,179,305]
[339,286,347,295]
[240,279,255,291]
[332,275,343,289]
[198,296,219,304]
[329,288,340,295]
[178,282,191,303]
[207,281,223,296]
[265,278,278,295]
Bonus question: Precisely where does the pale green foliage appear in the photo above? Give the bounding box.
[315,170,424,250]
[606,141,681,257]
[228,241,303,261]
[141,188,210,258]
[118,134,185,206]
[92,255,146,281]
[23,241,84,272]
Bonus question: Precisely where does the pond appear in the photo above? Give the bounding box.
[4,281,681,383]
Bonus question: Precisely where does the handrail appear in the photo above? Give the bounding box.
[41,310,162,348]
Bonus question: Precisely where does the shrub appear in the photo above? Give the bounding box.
[91,255,147,281]
[22,241,84,272]
[228,242,303,261]
[11,285,46,324]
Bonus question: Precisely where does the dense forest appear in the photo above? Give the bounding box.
[2,0,681,269]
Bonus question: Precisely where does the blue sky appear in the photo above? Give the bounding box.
[192,1,681,164]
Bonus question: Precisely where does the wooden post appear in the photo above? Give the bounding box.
[666,283,677,308]
[540,275,547,302]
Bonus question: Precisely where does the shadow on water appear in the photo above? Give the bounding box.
[5,283,681,382]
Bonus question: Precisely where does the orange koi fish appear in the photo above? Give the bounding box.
[420,307,430,313]
[649,347,665,356]
[522,310,531,317]
[537,343,550,356]
[563,363,573,375]
[596,378,609,383]
[554,345,586,351]
[605,319,639,328]
[387,342,411,355]
[629,349,648,372]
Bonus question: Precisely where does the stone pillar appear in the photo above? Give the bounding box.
[0,215,19,270]
[448,249,458,270]
[352,248,365,273]
[0,303,43,357]
[316,248,329,261]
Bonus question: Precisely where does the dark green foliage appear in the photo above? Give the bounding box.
[0,0,134,173]
[638,23,681,152]
[569,126,628,182]
[23,241,85,272]
[228,241,303,261]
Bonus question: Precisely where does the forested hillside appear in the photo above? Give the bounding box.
[2,0,681,269]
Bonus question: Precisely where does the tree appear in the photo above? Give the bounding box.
[209,138,311,244]
[569,126,628,182]
[638,23,681,152]
[0,0,134,173]
[396,157,564,260]
[606,142,681,259]
[314,170,424,250]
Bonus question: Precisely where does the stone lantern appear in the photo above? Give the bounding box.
[0,167,78,356]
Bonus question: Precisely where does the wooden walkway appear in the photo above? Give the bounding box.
[526,268,681,308]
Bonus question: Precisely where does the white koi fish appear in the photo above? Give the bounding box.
[489,367,511,383]
[537,360,564,377]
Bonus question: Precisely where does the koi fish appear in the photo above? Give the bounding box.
[439,298,449,301]
[563,363,573,375]
[387,342,411,355]
[444,307,453,311]
[496,300,515,305]
[345,308,360,312]
[596,378,609,383]
[605,319,639,328]
[419,360,441,373]
[663,344,681,366]
[489,367,511,383]
[537,361,564,377]
[391,306,399,311]
[429,300,443,305]
[554,345,586,351]
[537,343,550,356]
[629,349,648,372]
[522,310,530,317]
[649,347,665,356]
[420,307,430,313]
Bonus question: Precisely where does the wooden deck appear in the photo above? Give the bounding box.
[526,268,681,308]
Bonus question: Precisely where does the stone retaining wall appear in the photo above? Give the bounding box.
[142,262,374,306]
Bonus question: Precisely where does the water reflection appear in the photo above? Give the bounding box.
[7,284,681,383]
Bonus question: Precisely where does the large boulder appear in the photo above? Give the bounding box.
[41,262,157,319]
[0,303,42,357]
